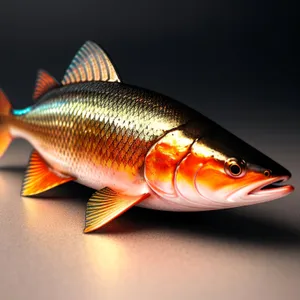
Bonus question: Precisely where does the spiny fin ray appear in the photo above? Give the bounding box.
[84,187,149,233]
[22,150,75,196]
[33,70,59,100]
[62,41,121,85]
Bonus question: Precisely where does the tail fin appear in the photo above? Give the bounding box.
[0,89,12,157]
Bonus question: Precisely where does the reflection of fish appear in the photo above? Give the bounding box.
[0,41,294,233]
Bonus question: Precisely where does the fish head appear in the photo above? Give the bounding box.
[177,125,294,208]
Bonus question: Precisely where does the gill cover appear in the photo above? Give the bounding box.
[144,129,194,202]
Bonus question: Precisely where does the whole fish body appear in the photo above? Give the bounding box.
[0,41,294,233]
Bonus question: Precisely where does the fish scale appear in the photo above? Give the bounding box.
[9,81,194,191]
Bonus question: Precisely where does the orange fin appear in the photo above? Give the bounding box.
[84,187,150,233]
[21,150,75,196]
[0,129,12,158]
[33,69,59,100]
[62,41,121,85]
[0,89,12,115]
[0,89,12,157]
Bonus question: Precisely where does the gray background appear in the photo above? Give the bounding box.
[0,1,299,299]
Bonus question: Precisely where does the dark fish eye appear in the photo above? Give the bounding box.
[225,158,246,178]
[230,163,241,176]
[264,169,271,177]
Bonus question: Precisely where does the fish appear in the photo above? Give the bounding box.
[0,41,294,233]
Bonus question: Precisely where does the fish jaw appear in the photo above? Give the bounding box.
[193,165,294,209]
[227,175,294,203]
[141,175,295,213]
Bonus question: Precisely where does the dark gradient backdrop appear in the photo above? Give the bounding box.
[0,1,299,300]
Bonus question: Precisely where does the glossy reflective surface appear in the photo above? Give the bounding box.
[0,139,300,300]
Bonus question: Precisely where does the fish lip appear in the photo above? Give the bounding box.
[248,175,294,197]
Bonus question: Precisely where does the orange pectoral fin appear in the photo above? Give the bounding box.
[84,188,150,233]
[21,150,75,196]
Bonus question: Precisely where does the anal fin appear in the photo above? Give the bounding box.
[22,150,75,196]
[84,187,150,233]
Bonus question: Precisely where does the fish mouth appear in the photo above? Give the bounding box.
[248,176,294,198]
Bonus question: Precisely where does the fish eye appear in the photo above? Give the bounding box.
[225,158,246,178]
[264,169,271,177]
[230,163,241,176]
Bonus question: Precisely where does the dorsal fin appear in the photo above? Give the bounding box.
[61,41,121,85]
[33,69,59,100]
